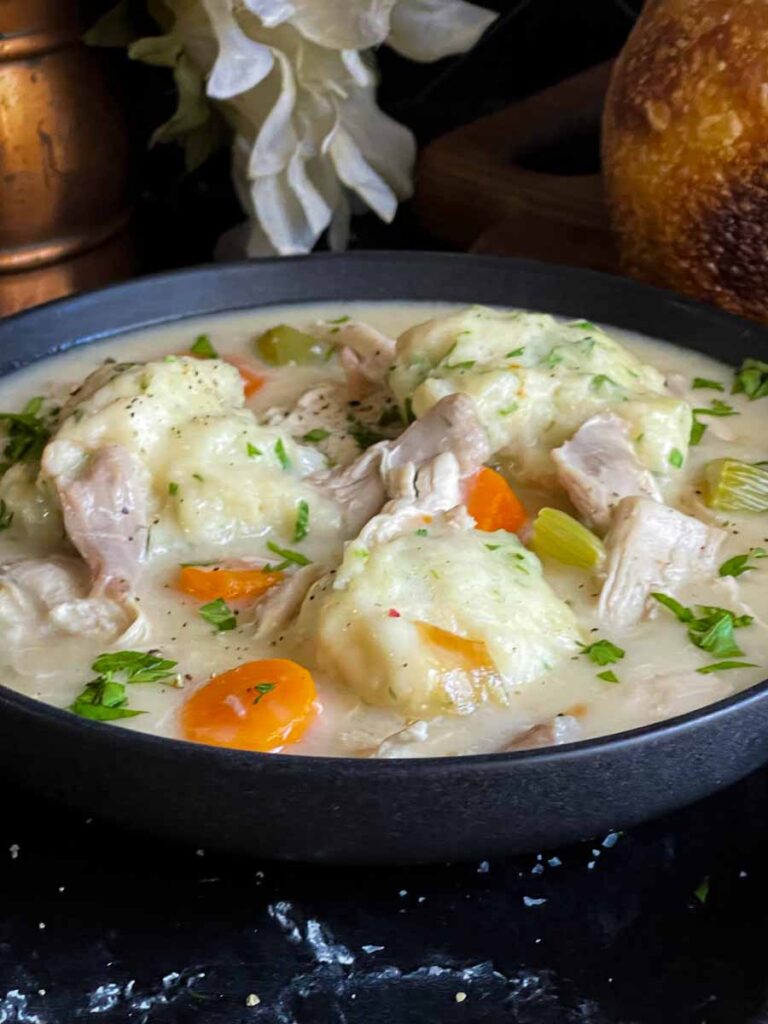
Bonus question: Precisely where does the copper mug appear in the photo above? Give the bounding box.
[0,0,134,317]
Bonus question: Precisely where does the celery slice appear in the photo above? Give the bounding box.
[531,507,605,569]
[704,459,768,512]
[255,325,330,366]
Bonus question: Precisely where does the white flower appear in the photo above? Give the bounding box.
[90,0,497,256]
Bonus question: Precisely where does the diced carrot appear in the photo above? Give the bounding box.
[416,621,493,672]
[181,658,318,752]
[228,358,266,397]
[178,565,283,602]
[466,467,526,533]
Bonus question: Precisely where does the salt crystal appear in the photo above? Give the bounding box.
[547,856,561,867]
[602,832,620,849]
[361,945,384,954]
[587,860,596,870]
[245,993,260,1007]
[9,844,19,860]
[531,863,544,876]
[477,860,489,874]
[455,991,467,1003]
[196,849,205,857]
[522,896,547,907]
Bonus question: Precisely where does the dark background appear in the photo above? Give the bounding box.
[9,2,768,1023]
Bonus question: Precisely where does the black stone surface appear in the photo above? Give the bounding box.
[3,767,768,1024]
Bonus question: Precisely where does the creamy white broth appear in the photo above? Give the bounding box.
[1,301,767,758]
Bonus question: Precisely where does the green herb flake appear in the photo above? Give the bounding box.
[652,593,754,659]
[719,549,768,578]
[697,661,757,674]
[690,417,707,446]
[199,598,237,632]
[275,438,291,470]
[572,320,596,331]
[0,499,13,532]
[192,472,204,482]
[591,374,617,392]
[327,315,350,325]
[0,397,52,475]
[91,650,179,684]
[252,682,276,705]
[168,482,179,496]
[733,358,768,400]
[498,403,519,416]
[293,499,310,543]
[190,334,218,359]
[580,639,625,666]
[445,360,476,371]
[694,877,710,904]
[301,428,330,443]
[693,399,737,418]
[416,528,428,537]
[347,416,386,451]
[69,650,178,721]
[247,442,262,458]
[668,448,684,469]
[485,543,501,551]
[597,670,620,683]
[266,540,312,566]
[692,378,724,392]
[505,347,525,358]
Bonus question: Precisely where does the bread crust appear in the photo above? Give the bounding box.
[603,0,768,322]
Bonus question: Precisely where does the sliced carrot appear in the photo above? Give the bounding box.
[178,565,283,602]
[228,358,266,397]
[416,621,493,672]
[181,658,318,752]
[467,467,526,533]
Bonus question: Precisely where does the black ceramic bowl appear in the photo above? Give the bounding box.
[2,253,768,865]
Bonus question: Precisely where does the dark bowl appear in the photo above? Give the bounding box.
[2,252,768,865]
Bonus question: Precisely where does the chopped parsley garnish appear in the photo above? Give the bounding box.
[192,472,204,482]
[692,378,724,392]
[597,670,620,683]
[690,417,707,446]
[651,593,753,659]
[252,682,276,705]
[190,334,218,359]
[274,438,291,470]
[0,499,12,532]
[91,651,179,684]
[732,358,768,400]
[199,598,237,632]
[347,416,386,450]
[694,877,710,903]
[445,360,476,371]
[692,399,737,418]
[301,428,330,443]
[0,397,52,475]
[697,661,757,674]
[505,347,525,358]
[668,448,684,469]
[544,349,564,368]
[719,548,768,578]
[591,374,616,391]
[293,500,310,543]
[168,482,179,496]
[247,442,262,458]
[328,315,350,325]
[572,320,596,331]
[70,650,178,721]
[416,528,428,537]
[266,541,311,566]
[499,403,518,416]
[580,639,625,666]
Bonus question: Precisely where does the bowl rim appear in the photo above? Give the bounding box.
[2,249,768,772]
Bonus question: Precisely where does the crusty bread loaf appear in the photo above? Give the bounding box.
[602,0,768,323]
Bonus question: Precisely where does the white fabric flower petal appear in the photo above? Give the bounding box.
[252,173,317,254]
[242,0,296,29]
[387,0,496,63]
[340,49,375,88]
[285,0,397,50]
[338,87,416,200]
[248,48,298,177]
[329,125,398,223]
[286,150,334,237]
[202,0,274,99]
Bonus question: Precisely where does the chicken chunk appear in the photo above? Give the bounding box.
[310,393,490,534]
[552,413,661,532]
[42,442,151,598]
[598,497,726,630]
[330,321,396,394]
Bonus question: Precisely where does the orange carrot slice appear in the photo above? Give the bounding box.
[228,358,266,397]
[181,658,318,751]
[178,565,283,602]
[467,467,526,533]
[415,621,493,672]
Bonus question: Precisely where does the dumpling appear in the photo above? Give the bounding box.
[388,306,692,481]
[42,357,342,558]
[312,521,582,718]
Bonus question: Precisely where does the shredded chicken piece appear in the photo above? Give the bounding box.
[320,320,396,394]
[552,413,661,532]
[504,715,581,751]
[0,556,147,657]
[311,393,490,533]
[42,442,151,598]
[598,497,726,630]
[251,564,325,638]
